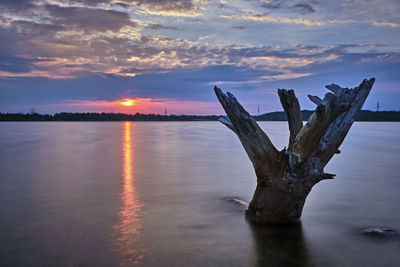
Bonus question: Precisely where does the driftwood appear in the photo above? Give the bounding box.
[215,78,375,223]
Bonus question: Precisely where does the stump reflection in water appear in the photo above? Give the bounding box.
[247,220,311,267]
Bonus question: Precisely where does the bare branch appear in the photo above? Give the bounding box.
[218,116,236,132]
[326,84,346,95]
[214,86,283,181]
[307,94,324,107]
[277,89,303,150]
[317,78,375,166]
[291,78,375,165]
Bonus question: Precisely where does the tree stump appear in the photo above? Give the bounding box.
[214,78,375,223]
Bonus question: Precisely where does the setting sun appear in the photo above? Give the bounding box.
[120,99,136,107]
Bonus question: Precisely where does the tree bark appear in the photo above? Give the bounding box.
[214,78,375,223]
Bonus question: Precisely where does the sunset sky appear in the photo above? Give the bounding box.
[1,0,399,114]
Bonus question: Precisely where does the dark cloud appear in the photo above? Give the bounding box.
[68,0,113,5]
[261,0,317,14]
[61,0,202,12]
[186,18,207,23]
[0,64,278,106]
[0,0,33,4]
[261,0,284,10]
[180,65,281,83]
[134,0,196,11]
[0,55,35,73]
[232,25,246,30]
[114,2,132,8]
[0,28,18,56]
[0,0,36,9]
[0,26,41,60]
[146,23,180,30]
[293,3,315,13]
[11,20,65,36]
[280,45,400,85]
[45,4,134,32]
[0,20,64,68]
[136,0,194,10]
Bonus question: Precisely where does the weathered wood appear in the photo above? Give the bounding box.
[218,116,236,133]
[317,78,375,166]
[278,89,303,150]
[214,78,375,223]
[214,86,284,185]
[292,78,374,166]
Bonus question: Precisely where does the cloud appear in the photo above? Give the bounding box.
[0,55,36,73]
[373,20,400,28]
[260,0,317,14]
[220,11,400,28]
[45,5,134,32]
[10,20,65,36]
[67,0,114,5]
[1,15,398,83]
[0,0,400,113]
[220,13,326,26]
[145,23,180,30]
[293,3,315,13]
[0,0,36,10]
[232,25,246,30]
[117,0,208,17]
[134,0,196,11]
[1,43,399,113]
[260,0,284,10]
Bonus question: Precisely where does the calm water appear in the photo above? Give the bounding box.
[0,122,399,266]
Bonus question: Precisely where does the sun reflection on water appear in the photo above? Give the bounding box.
[113,122,144,265]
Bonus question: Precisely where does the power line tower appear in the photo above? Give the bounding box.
[29,108,36,114]
[164,108,168,116]
[376,101,380,112]
[257,105,260,116]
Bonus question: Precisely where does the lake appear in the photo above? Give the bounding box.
[0,121,399,266]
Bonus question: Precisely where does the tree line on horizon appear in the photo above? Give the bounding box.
[0,110,399,121]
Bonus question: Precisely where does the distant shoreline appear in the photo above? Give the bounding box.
[1,110,400,122]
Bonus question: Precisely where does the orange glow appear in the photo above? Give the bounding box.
[113,122,145,265]
[60,98,223,115]
[120,99,136,107]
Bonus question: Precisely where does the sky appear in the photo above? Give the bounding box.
[0,0,399,115]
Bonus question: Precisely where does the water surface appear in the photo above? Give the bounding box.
[0,122,399,266]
